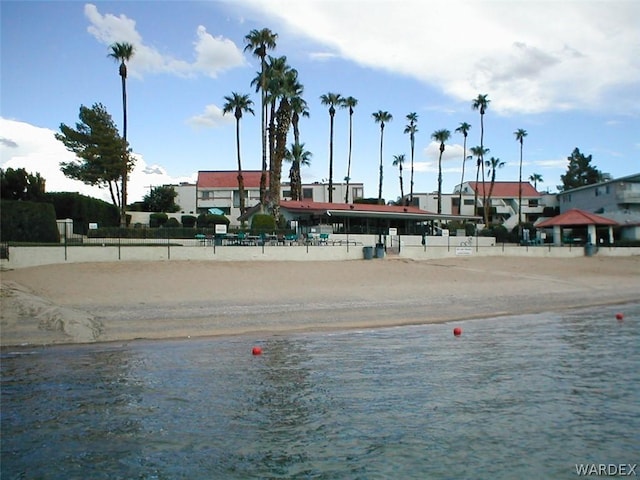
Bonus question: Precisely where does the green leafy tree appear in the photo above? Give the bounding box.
[372,110,392,203]
[455,122,471,212]
[472,94,490,224]
[431,128,451,214]
[341,96,358,203]
[559,148,603,191]
[143,185,180,213]
[244,28,278,206]
[404,113,419,204]
[223,92,255,217]
[320,92,343,202]
[514,128,528,232]
[392,154,406,200]
[0,168,46,201]
[108,41,135,226]
[55,103,127,209]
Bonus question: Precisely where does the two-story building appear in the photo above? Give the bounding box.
[408,181,553,229]
[556,173,640,241]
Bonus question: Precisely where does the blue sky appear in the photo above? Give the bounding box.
[1,0,639,204]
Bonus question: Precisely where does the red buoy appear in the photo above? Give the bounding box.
[453,327,462,337]
[615,313,624,321]
[252,346,263,355]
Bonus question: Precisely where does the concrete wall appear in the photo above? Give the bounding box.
[2,242,638,269]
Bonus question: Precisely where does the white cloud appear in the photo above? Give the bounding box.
[0,118,195,203]
[84,4,246,79]
[187,104,234,128]
[238,0,640,115]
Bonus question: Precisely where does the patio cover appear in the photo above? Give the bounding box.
[537,208,617,245]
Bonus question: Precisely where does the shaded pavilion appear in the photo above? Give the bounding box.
[536,208,618,245]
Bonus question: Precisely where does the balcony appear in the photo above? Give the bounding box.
[616,190,640,204]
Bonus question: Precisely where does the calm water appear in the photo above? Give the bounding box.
[2,303,639,480]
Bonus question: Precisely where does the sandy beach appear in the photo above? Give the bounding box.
[1,256,638,347]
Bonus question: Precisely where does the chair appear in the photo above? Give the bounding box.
[319,233,329,245]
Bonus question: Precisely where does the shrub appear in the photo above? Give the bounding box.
[0,200,59,242]
[149,212,168,228]
[181,215,197,228]
[251,213,276,234]
[46,192,120,234]
[166,217,180,228]
[196,214,229,228]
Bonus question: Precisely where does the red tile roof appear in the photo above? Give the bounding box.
[197,170,266,188]
[280,200,433,214]
[537,209,618,227]
[467,181,540,197]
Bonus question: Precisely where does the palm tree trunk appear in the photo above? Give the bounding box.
[480,113,488,225]
[518,142,523,236]
[259,57,267,209]
[120,73,128,227]
[458,138,466,215]
[474,160,480,217]
[271,99,292,218]
[378,126,384,203]
[235,118,246,217]
[328,114,334,203]
[345,112,353,203]
[399,164,404,199]
[437,152,443,214]
[410,136,415,205]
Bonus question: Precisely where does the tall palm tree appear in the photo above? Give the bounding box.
[472,94,490,224]
[484,156,506,222]
[470,145,489,217]
[392,154,406,200]
[372,110,393,203]
[286,142,312,199]
[341,96,358,203]
[529,173,543,190]
[320,92,343,202]
[431,129,451,214]
[455,122,472,214]
[404,112,419,204]
[108,42,134,227]
[222,92,254,218]
[244,28,277,207]
[289,93,309,201]
[270,66,299,217]
[514,128,528,234]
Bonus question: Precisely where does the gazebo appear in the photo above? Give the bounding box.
[536,209,618,246]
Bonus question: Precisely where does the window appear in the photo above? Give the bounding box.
[201,191,210,199]
[302,188,313,200]
[528,199,539,207]
[232,190,248,207]
[464,199,475,205]
[352,187,363,200]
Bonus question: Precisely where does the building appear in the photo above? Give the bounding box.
[194,171,364,226]
[556,173,640,241]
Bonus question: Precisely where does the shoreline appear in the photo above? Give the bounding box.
[1,256,639,347]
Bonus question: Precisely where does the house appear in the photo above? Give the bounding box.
[196,170,263,220]
[407,181,552,229]
[556,173,640,241]
[282,181,364,204]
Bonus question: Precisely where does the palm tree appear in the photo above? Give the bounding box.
[484,156,506,222]
[244,28,277,207]
[529,173,543,190]
[289,93,309,201]
[470,145,489,217]
[431,129,451,214]
[404,113,419,204]
[392,154,406,200]
[320,92,343,202]
[222,92,254,218]
[514,128,528,234]
[341,96,358,203]
[108,42,134,227]
[372,110,393,203]
[270,66,299,217]
[455,122,472,214]
[472,94,490,224]
[286,142,312,199]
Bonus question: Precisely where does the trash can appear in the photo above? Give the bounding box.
[363,246,374,260]
[375,243,385,259]
[584,243,596,257]
[214,236,223,246]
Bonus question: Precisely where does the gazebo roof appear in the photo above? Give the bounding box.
[537,209,618,227]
